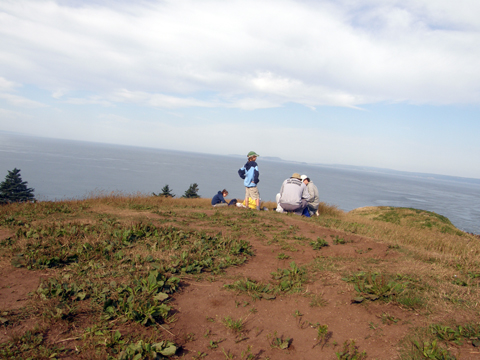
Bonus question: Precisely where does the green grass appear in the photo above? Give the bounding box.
[224,278,275,300]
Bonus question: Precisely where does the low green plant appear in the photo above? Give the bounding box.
[224,278,275,300]
[310,237,329,250]
[117,339,177,360]
[378,312,400,325]
[335,340,367,360]
[277,252,290,260]
[222,316,244,333]
[208,338,226,349]
[268,331,291,350]
[331,235,346,244]
[396,295,425,309]
[412,339,454,360]
[221,348,234,359]
[192,351,207,359]
[271,261,307,293]
[309,293,328,307]
[343,272,407,302]
[183,332,196,342]
[241,345,254,360]
[293,309,303,317]
[430,323,480,345]
[313,323,329,348]
[0,328,70,359]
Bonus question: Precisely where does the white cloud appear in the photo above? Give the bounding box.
[63,97,112,106]
[110,89,216,109]
[52,89,68,99]
[0,76,18,91]
[1,0,480,109]
[0,93,46,108]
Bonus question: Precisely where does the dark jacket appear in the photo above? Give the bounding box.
[238,161,259,187]
[211,191,227,205]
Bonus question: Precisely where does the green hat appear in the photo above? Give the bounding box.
[247,151,259,157]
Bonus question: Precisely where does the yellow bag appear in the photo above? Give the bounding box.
[242,198,257,209]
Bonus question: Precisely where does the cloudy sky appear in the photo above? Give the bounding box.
[1,0,480,179]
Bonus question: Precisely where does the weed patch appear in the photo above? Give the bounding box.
[0,328,71,359]
[271,262,308,293]
[224,278,275,300]
[343,272,408,303]
[335,340,367,359]
[310,237,329,250]
[268,331,291,350]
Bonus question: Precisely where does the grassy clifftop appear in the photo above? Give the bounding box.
[0,195,479,359]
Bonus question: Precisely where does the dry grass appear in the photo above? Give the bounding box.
[314,209,480,270]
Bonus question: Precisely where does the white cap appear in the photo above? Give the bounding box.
[301,174,308,181]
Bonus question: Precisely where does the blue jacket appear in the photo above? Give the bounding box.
[238,161,259,188]
[211,191,227,205]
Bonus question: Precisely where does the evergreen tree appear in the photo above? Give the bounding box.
[153,184,175,198]
[0,168,35,204]
[182,183,200,198]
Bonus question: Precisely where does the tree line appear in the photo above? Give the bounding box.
[0,168,201,203]
[152,183,200,198]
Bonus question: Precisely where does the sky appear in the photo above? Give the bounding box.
[1,0,480,179]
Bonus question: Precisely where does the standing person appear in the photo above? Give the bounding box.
[238,151,260,210]
[278,173,310,215]
[211,189,229,207]
[301,175,320,216]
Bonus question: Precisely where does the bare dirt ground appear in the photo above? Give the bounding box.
[1,206,479,359]
[167,215,420,359]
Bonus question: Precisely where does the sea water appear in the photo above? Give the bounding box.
[1,132,479,234]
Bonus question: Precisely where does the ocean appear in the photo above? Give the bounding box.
[1,132,479,234]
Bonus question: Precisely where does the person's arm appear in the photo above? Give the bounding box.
[253,166,259,184]
[313,185,319,203]
[307,184,314,202]
[302,185,310,201]
[278,181,285,202]
[238,167,246,179]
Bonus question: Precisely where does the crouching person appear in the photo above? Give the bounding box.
[212,189,229,207]
[278,173,310,215]
[301,175,320,216]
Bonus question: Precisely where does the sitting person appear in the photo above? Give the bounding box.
[211,189,229,207]
[301,174,320,216]
[277,173,310,215]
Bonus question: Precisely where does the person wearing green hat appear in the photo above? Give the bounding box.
[238,151,261,210]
